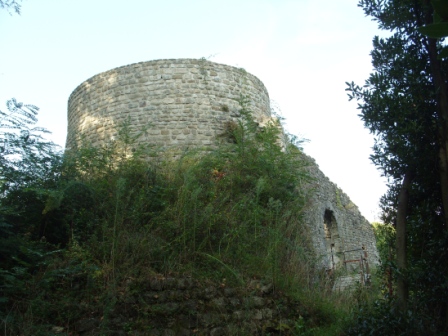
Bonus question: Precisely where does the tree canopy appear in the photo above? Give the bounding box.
[346,0,448,333]
[0,0,22,15]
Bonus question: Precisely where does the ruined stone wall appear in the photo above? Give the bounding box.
[67,59,270,151]
[72,277,304,335]
[66,59,379,276]
[301,154,379,271]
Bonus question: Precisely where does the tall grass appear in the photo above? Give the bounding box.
[1,101,370,334]
[49,99,321,292]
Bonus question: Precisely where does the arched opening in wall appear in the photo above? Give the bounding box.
[324,209,342,270]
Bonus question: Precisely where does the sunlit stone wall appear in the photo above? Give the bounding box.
[66,59,270,150]
[302,154,379,271]
[66,58,379,278]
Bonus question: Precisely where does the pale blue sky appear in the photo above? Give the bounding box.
[0,0,387,221]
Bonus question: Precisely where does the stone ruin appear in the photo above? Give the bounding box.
[66,59,379,287]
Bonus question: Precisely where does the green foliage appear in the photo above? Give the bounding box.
[0,97,61,258]
[347,299,438,335]
[0,97,368,334]
[141,97,313,286]
[0,99,62,196]
[0,99,68,334]
[371,222,397,300]
[348,0,448,333]
[372,222,395,266]
[418,0,448,58]
[418,21,448,38]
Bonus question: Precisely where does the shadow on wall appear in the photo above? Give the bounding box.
[324,209,342,270]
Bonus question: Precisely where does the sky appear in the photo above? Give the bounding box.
[0,0,388,222]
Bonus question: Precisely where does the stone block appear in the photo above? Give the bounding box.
[252,310,263,320]
[210,297,226,311]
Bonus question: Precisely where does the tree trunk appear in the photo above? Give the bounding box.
[428,53,448,333]
[426,38,448,227]
[396,170,413,312]
[424,13,448,329]
[423,2,448,228]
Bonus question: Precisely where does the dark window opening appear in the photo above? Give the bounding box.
[324,209,342,270]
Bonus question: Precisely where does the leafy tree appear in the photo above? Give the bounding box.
[0,98,62,236]
[0,99,63,242]
[0,0,22,15]
[419,0,448,58]
[346,0,448,331]
[1,98,62,196]
[0,99,65,331]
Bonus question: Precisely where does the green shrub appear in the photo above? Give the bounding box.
[1,98,351,333]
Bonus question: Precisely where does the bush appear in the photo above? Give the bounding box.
[1,98,337,334]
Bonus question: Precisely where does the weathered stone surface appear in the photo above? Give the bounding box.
[149,278,163,291]
[203,286,217,300]
[210,297,226,310]
[210,327,227,336]
[223,287,236,297]
[67,59,270,151]
[243,296,265,308]
[70,276,323,335]
[261,283,273,294]
[333,275,361,291]
[252,309,263,320]
[232,310,246,321]
[74,318,100,332]
[302,154,379,271]
[66,58,379,284]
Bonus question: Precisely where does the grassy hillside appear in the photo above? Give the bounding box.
[0,100,371,335]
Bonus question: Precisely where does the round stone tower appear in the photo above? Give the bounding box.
[66,59,271,151]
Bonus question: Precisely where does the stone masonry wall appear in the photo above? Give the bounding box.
[66,59,379,281]
[301,154,379,271]
[72,277,307,335]
[67,59,270,151]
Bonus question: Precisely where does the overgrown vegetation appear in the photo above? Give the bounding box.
[0,98,366,335]
[345,0,448,334]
